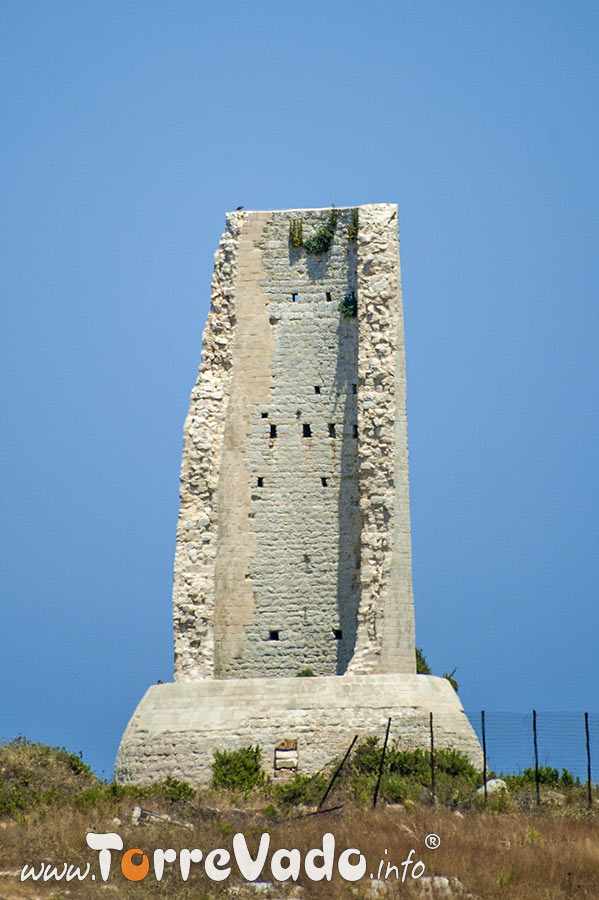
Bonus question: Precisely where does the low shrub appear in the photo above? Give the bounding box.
[161,775,195,802]
[271,772,327,807]
[212,745,265,791]
[339,292,357,317]
[347,207,359,240]
[303,207,339,255]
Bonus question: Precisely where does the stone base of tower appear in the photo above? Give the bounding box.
[114,674,482,785]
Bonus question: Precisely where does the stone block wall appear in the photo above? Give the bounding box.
[173,205,415,680]
[115,675,483,785]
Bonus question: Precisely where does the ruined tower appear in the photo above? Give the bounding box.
[115,205,481,783]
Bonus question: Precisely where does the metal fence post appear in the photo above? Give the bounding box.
[585,711,592,809]
[533,709,540,806]
[373,717,392,809]
[481,710,488,802]
[430,711,435,805]
[317,735,358,811]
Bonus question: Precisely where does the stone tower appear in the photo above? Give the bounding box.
[115,205,482,784]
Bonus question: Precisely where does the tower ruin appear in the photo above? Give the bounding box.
[115,205,482,783]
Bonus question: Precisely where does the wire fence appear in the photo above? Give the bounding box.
[465,710,598,784]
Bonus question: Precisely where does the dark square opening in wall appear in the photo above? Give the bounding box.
[269,630,280,641]
[326,291,332,302]
[302,423,312,437]
[291,293,298,302]
[353,424,358,438]
[270,424,277,438]
[257,477,264,487]
[321,477,328,487]
[314,385,321,394]
[261,412,268,418]
[328,423,336,438]
[333,629,343,640]
[352,384,357,394]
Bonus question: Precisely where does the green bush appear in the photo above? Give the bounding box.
[415,647,430,674]
[345,739,482,806]
[296,668,316,677]
[351,736,382,776]
[289,218,303,248]
[506,765,579,789]
[380,773,408,803]
[161,775,195,802]
[212,745,265,791]
[303,208,338,255]
[271,772,327,807]
[347,207,359,240]
[338,292,357,318]
[443,668,459,692]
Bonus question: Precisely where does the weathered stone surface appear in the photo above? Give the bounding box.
[115,205,483,782]
[172,205,414,680]
[476,777,508,795]
[115,674,482,784]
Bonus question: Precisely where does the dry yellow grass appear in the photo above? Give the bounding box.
[2,800,599,899]
[2,740,599,899]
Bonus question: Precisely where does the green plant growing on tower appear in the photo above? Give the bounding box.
[339,292,357,318]
[303,207,339,255]
[416,647,431,674]
[347,207,359,240]
[289,218,303,248]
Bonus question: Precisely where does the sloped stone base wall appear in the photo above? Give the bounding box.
[115,674,482,785]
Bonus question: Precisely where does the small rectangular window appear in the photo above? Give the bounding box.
[269,630,280,641]
[261,412,268,418]
[328,423,336,438]
[302,423,312,437]
[321,477,328,487]
[314,385,321,394]
[326,291,332,302]
[352,384,357,394]
[270,424,277,438]
[353,424,358,438]
[291,293,298,302]
[257,477,264,487]
[333,628,343,640]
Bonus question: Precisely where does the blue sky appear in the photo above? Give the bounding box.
[1,1,598,778]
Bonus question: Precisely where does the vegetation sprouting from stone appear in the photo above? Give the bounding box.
[296,667,316,676]
[347,206,359,240]
[417,646,459,691]
[443,667,459,692]
[289,218,303,248]
[288,207,340,254]
[339,291,357,317]
[416,646,431,674]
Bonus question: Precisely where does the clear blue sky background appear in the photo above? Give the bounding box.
[1,1,597,779]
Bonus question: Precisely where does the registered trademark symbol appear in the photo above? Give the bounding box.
[425,833,440,850]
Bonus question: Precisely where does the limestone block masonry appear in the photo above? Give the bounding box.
[115,205,483,784]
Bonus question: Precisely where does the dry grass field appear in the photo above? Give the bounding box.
[1,739,598,899]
